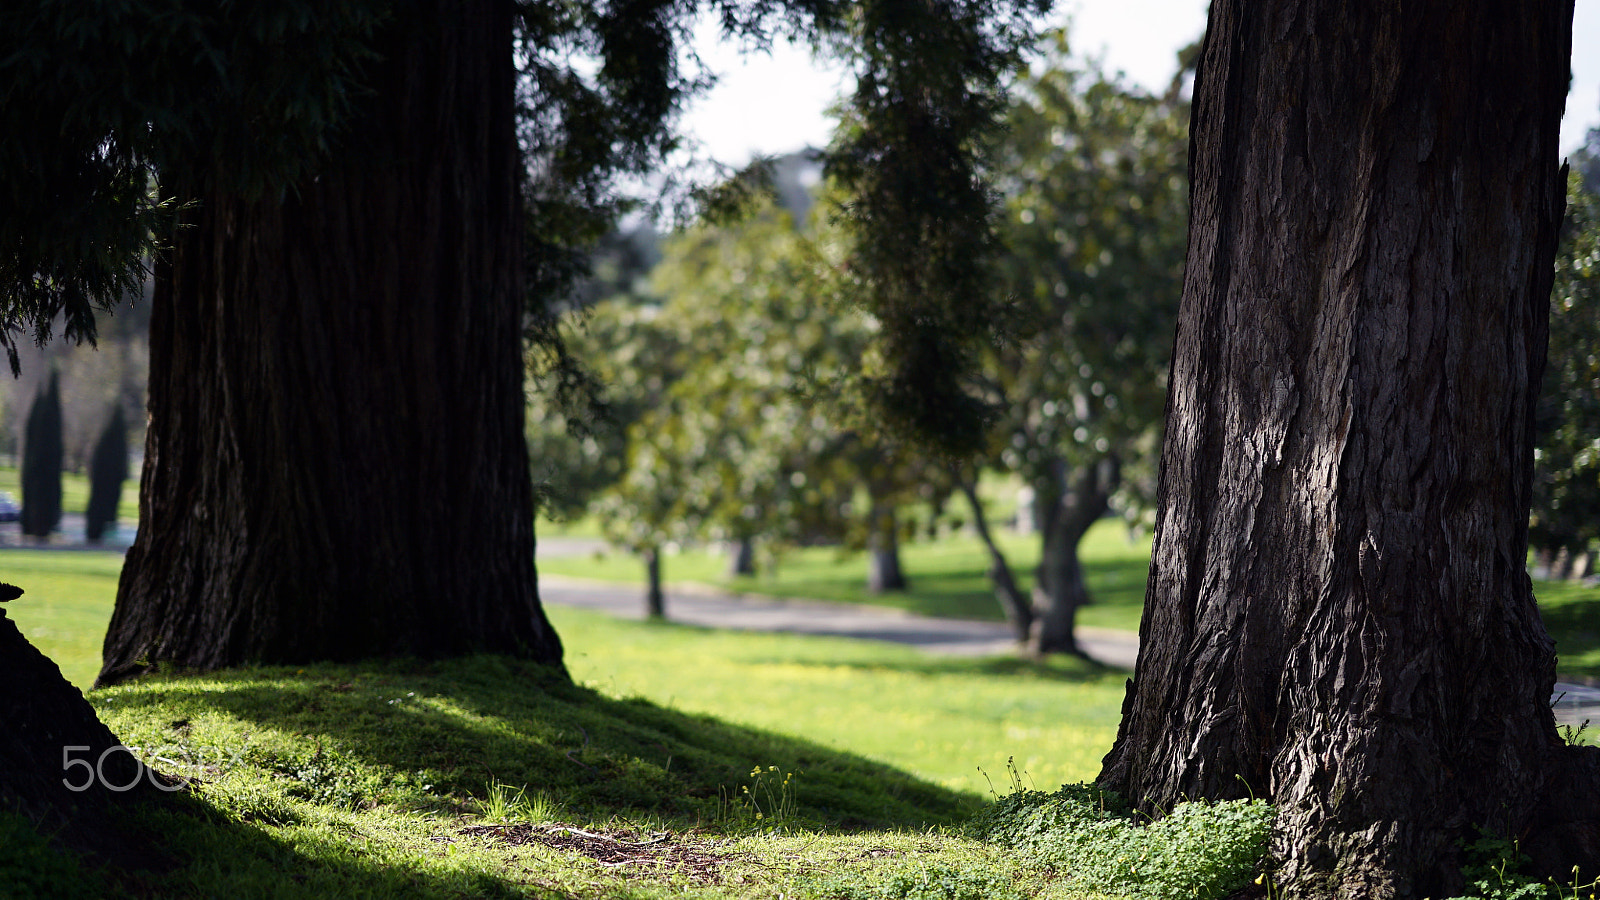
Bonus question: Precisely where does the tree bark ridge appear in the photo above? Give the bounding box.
[1099,1,1580,895]
[99,0,563,681]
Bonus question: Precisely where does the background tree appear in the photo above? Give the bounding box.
[85,404,129,544]
[19,370,62,542]
[614,197,961,595]
[1531,172,1600,578]
[555,298,688,616]
[1098,1,1584,895]
[2,295,150,473]
[963,32,1190,652]
[825,0,1046,453]
[541,193,960,603]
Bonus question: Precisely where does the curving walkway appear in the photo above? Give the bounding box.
[537,537,1600,729]
[539,574,1139,667]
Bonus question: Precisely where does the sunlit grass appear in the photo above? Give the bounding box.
[8,545,1600,897]
[3,547,1126,791]
[78,652,1001,898]
[555,609,1125,794]
[0,549,120,687]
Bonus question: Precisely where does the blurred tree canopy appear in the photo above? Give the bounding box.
[534,33,1197,634]
[532,194,950,594]
[1532,170,1600,574]
[964,31,1192,652]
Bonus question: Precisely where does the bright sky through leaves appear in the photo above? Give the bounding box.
[680,0,1600,165]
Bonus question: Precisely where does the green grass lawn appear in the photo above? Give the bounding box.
[10,549,1600,897]
[6,550,1138,899]
[556,610,1125,793]
[3,549,1126,793]
[538,518,1154,633]
[0,550,122,687]
[73,653,1018,899]
[1533,580,1600,679]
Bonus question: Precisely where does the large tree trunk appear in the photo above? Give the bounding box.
[1030,456,1117,656]
[1098,2,1582,897]
[98,1,564,683]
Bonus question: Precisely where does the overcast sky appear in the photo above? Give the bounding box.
[679,0,1600,166]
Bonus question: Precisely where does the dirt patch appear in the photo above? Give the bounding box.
[459,823,730,883]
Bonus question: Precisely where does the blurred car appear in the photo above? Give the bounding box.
[0,492,17,523]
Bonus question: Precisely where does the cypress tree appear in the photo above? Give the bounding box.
[19,371,62,542]
[85,404,128,543]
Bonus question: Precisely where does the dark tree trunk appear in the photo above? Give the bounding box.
[20,372,61,542]
[867,503,908,593]
[725,538,756,578]
[98,1,563,683]
[85,404,128,544]
[957,476,1032,642]
[1030,456,1117,656]
[1,605,158,862]
[644,547,665,620]
[1098,2,1580,896]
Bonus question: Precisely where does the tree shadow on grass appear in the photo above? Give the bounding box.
[41,791,714,900]
[100,656,977,832]
[74,655,991,896]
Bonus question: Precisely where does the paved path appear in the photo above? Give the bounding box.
[1553,682,1600,731]
[540,575,1140,667]
[537,538,1600,728]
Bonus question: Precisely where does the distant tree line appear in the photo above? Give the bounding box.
[529,32,1195,651]
[16,368,131,545]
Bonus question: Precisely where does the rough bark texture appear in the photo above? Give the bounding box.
[1030,456,1117,656]
[98,1,563,682]
[1098,1,1580,896]
[958,477,1033,642]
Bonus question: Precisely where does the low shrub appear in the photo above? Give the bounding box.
[968,783,1273,900]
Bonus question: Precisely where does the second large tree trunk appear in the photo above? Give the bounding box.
[98,1,564,682]
[1098,1,1584,897]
